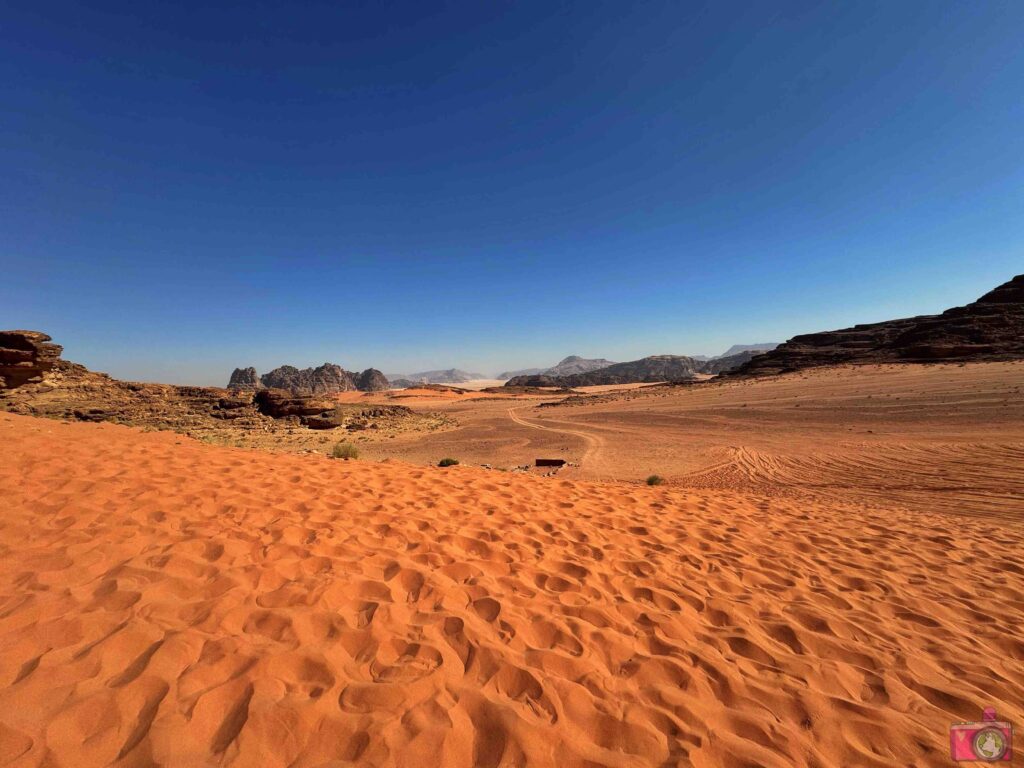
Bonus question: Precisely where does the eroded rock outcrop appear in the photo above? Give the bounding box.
[0,333,450,441]
[260,364,357,395]
[0,331,63,389]
[227,366,261,391]
[253,388,337,418]
[356,368,390,392]
[231,363,392,395]
[734,274,1024,376]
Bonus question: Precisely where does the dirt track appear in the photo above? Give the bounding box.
[358,362,1024,517]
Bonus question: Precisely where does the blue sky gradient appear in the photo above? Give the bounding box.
[3,1,1022,383]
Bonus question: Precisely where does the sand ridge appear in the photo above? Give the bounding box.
[1,412,1022,767]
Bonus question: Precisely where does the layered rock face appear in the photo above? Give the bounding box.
[0,331,64,389]
[735,274,1024,376]
[227,367,261,391]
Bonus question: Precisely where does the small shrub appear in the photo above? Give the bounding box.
[438,457,460,467]
[332,442,360,460]
[646,474,665,486]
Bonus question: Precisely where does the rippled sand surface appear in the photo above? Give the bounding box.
[1,409,1022,767]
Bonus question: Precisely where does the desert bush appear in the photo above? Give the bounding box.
[438,457,460,467]
[332,442,360,460]
[646,474,665,486]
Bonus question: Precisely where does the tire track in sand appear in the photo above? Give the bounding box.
[506,406,606,474]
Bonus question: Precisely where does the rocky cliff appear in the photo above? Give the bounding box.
[0,331,64,389]
[734,274,1024,376]
[1,333,445,441]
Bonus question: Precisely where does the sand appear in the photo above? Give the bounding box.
[357,363,1024,516]
[1,404,1022,767]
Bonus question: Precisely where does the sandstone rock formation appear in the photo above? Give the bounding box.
[236,363,391,395]
[1,354,270,432]
[0,331,64,389]
[227,366,261,390]
[1,334,444,440]
[253,388,338,419]
[734,274,1024,376]
[356,368,390,392]
[260,363,357,395]
[252,389,416,430]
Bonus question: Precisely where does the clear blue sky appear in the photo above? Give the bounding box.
[3,1,1022,384]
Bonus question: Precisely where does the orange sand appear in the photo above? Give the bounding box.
[1,411,1022,767]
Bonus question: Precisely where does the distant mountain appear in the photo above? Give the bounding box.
[496,356,613,381]
[497,367,546,379]
[716,343,779,358]
[506,355,700,387]
[732,275,1024,376]
[544,355,616,377]
[386,368,486,385]
[386,378,419,389]
[700,350,764,375]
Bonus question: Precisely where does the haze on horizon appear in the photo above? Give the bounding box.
[2,1,1022,386]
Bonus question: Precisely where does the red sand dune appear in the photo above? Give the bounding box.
[1,412,1022,767]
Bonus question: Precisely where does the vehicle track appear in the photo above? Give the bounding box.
[506,406,607,474]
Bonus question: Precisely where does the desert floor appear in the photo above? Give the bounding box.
[1,362,1022,767]
[361,362,1024,518]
